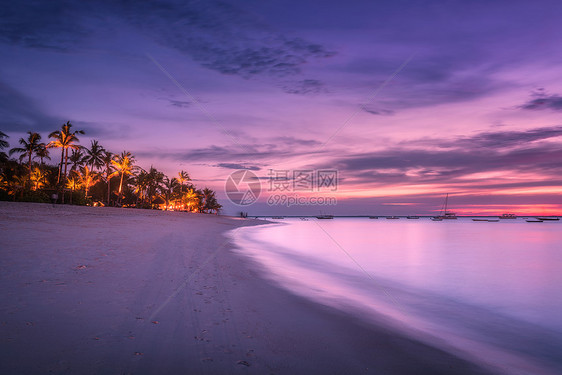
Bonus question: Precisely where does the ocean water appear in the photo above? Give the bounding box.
[232,217,562,375]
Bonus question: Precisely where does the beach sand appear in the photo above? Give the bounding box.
[0,202,495,374]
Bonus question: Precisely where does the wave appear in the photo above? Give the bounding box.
[230,224,562,375]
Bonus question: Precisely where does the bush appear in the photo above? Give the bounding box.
[20,190,50,203]
[0,188,11,201]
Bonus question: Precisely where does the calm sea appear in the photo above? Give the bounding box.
[232,217,562,375]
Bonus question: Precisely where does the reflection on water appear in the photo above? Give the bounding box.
[232,218,562,375]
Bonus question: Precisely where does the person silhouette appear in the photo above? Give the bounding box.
[51,192,58,206]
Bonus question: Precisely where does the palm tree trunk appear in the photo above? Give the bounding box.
[28,153,32,187]
[64,147,69,181]
[107,173,111,206]
[118,172,124,203]
[62,147,70,204]
[57,149,64,184]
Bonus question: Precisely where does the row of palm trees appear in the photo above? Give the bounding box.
[0,124,222,213]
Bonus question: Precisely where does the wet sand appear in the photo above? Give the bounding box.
[0,202,496,374]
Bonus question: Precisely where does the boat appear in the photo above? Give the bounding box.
[526,219,543,223]
[443,212,457,219]
[271,216,285,219]
[487,219,499,222]
[499,213,517,219]
[316,215,334,219]
[536,217,559,221]
[406,216,420,219]
[386,216,400,219]
[433,194,457,220]
[431,217,443,221]
[472,218,489,221]
[368,216,379,219]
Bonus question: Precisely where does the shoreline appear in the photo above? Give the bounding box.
[0,202,495,374]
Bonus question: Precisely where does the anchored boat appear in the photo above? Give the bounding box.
[432,193,457,220]
[499,213,517,219]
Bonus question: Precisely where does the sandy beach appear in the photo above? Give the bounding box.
[0,202,494,374]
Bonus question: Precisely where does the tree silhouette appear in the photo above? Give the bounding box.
[101,151,114,205]
[78,166,99,198]
[0,131,9,162]
[85,140,105,171]
[177,170,191,193]
[111,151,136,204]
[9,131,44,186]
[34,144,51,164]
[69,149,87,172]
[48,121,84,184]
[162,177,179,210]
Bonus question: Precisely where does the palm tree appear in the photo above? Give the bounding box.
[0,131,8,148]
[177,170,191,193]
[111,151,136,203]
[133,168,149,204]
[201,187,216,213]
[84,140,105,172]
[69,149,86,171]
[133,166,165,207]
[8,174,26,201]
[146,166,164,206]
[182,188,200,212]
[77,166,99,198]
[206,195,222,214]
[9,131,44,186]
[34,144,51,164]
[0,131,9,162]
[30,166,49,191]
[101,151,114,205]
[65,171,80,205]
[162,177,178,210]
[48,121,84,184]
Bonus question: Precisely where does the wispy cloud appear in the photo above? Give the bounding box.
[137,136,326,164]
[322,127,562,187]
[120,1,335,81]
[0,80,59,132]
[433,126,562,149]
[361,107,394,116]
[282,79,326,95]
[0,1,89,50]
[1,0,335,87]
[168,100,191,108]
[518,89,562,111]
[216,163,260,171]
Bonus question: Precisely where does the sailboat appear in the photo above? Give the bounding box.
[432,193,457,220]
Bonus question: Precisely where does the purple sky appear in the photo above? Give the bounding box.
[2,0,562,215]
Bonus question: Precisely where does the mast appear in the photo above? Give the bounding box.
[445,193,448,214]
